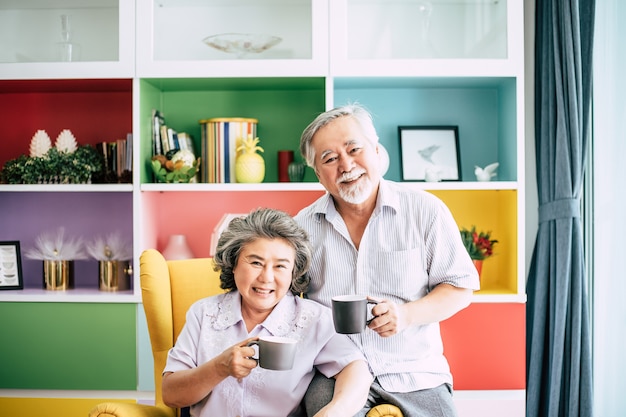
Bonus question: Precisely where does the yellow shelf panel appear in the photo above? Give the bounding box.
[429,189,518,295]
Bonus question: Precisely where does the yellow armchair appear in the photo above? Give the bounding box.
[89,249,402,417]
[90,249,223,417]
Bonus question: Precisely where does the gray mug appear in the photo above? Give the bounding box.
[247,336,297,370]
[331,295,378,334]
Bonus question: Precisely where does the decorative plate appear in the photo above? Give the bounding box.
[202,33,282,57]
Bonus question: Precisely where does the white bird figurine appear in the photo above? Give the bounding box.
[474,162,499,182]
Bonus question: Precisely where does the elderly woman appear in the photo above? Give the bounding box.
[162,208,372,417]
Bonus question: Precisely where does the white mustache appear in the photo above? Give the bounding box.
[337,169,366,184]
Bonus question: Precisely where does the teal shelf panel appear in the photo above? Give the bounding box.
[0,303,136,390]
[333,77,517,182]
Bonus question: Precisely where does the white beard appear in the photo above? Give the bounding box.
[337,169,374,204]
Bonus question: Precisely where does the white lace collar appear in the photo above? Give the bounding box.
[210,291,315,340]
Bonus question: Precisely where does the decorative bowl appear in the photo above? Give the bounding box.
[202,33,282,58]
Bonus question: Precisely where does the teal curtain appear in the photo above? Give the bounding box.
[526,1,595,416]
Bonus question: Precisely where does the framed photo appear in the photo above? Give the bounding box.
[399,126,461,181]
[0,241,23,290]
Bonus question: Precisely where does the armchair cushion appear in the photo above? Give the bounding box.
[367,404,403,417]
[89,402,173,417]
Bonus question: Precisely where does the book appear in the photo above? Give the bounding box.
[152,110,164,156]
[108,142,117,175]
[167,127,179,151]
[116,138,125,177]
[125,133,133,172]
[177,132,195,156]
[160,124,171,154]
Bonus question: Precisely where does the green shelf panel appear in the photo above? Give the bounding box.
[0,303,136,390]
[139,77,326,184]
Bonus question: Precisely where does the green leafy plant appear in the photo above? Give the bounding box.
[460,226,498,260]
[1,146,103,184]
[151,158,200,183]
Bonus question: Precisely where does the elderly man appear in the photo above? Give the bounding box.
[295,104,479,417]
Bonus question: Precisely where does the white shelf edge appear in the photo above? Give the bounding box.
[0,289,524,304]
[0,288,141,303]
[139,181,517,192]
[0,184,133,192]
[454,389,525,417]
[403,181,518,191]
[140,182,326,192]
[0,288,526,304]
[0,62,135,80]
[454,389,525,400]
[136,60,329,79]
[0,389,154,400]
[472,293,527,303]
[330,59,522,78]
[0,388,524,401]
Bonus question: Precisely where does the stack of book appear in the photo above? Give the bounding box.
[199,117,258,183]
[97,133,132,183]
[152,110,196,157]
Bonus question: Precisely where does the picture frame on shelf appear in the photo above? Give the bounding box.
[399,126,461,181]
[0,241,23,290]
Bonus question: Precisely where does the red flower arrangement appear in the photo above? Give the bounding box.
[460,226,498,260]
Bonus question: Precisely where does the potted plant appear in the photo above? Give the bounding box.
[459,226,498,278]
[1,130,103,184]
[151,150,200,184]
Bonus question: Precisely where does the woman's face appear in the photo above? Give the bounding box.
[234,237,295,318]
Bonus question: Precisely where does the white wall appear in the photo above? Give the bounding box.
[592,0,626,415]
[524,0,538,278]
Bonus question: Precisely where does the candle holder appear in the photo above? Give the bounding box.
[85,232,133,291]
[43,260,74,290]
[25,228,86,291]
[99,260,132,291]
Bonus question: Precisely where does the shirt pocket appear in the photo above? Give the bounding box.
[370,248,428,301]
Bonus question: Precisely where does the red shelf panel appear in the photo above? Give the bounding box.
[441,302,526,390]
[0,79,132,168]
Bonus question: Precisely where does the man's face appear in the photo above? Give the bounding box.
[311,116,381,205]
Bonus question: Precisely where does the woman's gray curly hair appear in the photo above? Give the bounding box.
[213,208,312,295]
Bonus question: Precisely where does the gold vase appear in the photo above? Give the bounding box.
[99,260,132,291]
[43,260,74,290]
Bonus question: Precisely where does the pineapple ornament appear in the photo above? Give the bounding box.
[235,134,265,183]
